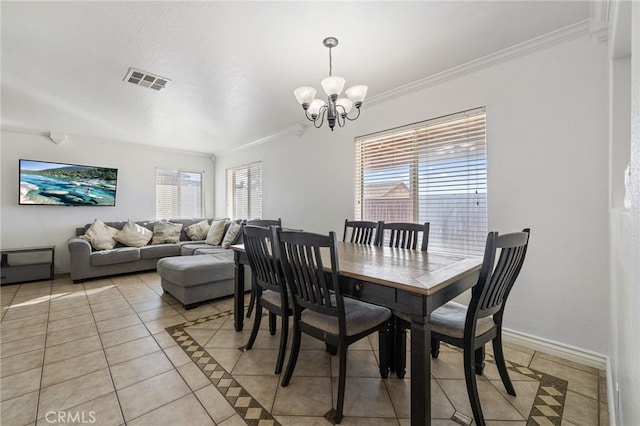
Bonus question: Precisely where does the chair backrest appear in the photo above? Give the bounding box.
[246,218,282,228]
[468,229,530,329]
[243,225,285,296]
[276,229,344,330]
[377,222,430,251]
[343,220,382,245]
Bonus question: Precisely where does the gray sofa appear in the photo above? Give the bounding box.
[67,218,239,283]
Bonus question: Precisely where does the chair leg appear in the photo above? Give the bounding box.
[492,334,516,396]
[431,338,441,358]
[394,319,407,379]
[245,302,263,351]
[246,277,256,318]
[464,346,485,426]
[475,345,485,375]
[275,313,288,374]
[334,345,348,424]
[281,327,301,387]
[268,312,276,335]
[378,319,394,378]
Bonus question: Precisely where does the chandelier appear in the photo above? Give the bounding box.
[294,37,368,131]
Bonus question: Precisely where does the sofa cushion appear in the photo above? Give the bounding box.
[157,255,235,287]
[140,244,181,259]
[185,220,210,241]
[194,247,232,257]
[81,219,119,250]
[151,221,183,244]
[205,219,227,245]
[181,243,216,256]
[90,247,140,266]
[114,220,153,247]
[221,221,242,248]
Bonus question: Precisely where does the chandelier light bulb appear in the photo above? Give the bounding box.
[294,86,317,107]
[335,98,353,115]
[307,99,325,117]
[345,85,368,105]
[321,76,346,97]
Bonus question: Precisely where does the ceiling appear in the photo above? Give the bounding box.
[1,1,591,155]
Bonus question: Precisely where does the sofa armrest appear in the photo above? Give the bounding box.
[68,237,92,282]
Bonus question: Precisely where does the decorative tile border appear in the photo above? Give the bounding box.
[166,310,280,426]
[166,312,568,426]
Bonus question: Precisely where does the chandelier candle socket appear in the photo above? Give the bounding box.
[294,37,368,130]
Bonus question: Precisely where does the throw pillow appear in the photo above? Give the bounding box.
[81,219,119,250]
[205,219,227,245]
[221,221,242,248]
[114,220,153,247]
[151,221,183,244]
[185,220,210,241]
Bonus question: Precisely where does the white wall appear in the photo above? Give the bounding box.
[611,2,640,423]
[0,130,215,273]
[215,35,610,355]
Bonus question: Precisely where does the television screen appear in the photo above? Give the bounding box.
[19,159,118,206]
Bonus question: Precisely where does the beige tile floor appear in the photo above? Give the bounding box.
[0,272,608,426]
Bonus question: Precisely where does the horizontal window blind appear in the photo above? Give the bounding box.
[226,161,262,220]
[156,169,203,220]
[355,108,487,255]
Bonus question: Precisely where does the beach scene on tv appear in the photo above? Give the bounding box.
[19,160,118,206]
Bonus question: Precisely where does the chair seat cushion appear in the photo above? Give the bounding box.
[430,301,495,339]
[261,289,282,308]
[301,296,390,337]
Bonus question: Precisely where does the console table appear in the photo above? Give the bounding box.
[1,245,55,285]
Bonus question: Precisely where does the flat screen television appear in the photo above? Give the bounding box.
[19,159,118,206]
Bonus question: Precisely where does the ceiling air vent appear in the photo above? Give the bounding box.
[124,68,170,91]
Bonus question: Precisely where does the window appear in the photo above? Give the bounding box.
[226,161,262,220]
[155,169,203,219]
[355,107,487,255]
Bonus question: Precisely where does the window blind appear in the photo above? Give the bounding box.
[156,169,203,219]
[355,107,487,255]
[226,161,262,220]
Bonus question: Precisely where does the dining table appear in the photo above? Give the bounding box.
[231,241,482,426]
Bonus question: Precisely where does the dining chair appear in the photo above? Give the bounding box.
[375,222,430,379]
[342,219,382,245]
[241,224,291,374]
[376,221,430,250]
[245,218,283,318]
[276,229,392,424]
[428,228,531,426]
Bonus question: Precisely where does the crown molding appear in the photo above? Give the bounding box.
[228,20,591,153]
[1,125,214,158]
[367,20,590,106]
[589,0,611,43]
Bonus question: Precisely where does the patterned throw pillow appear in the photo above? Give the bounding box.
[80,219,119,250]
[114,220,153,247]
[205,220,227,245]
[221,221,242,249]
[185,220,210,241]
[151,221,183,244]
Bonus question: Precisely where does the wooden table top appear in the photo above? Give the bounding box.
[232,242,482,296]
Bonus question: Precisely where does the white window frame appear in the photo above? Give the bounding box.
[226,161,262,220]
[155,168,204,219]
[354,107,487,255]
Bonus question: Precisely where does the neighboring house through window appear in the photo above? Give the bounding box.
[226,161,262,220]
[156,168,203,219]
[354,107,487,255]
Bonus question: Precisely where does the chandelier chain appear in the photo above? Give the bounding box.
[328,47,333,77]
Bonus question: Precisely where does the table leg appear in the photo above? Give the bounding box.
[234,259,245,332]
[410,319,431,426]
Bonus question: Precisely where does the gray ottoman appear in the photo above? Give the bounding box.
[157,253,242,309]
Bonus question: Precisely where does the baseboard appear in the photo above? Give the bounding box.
[502,328,607,370]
